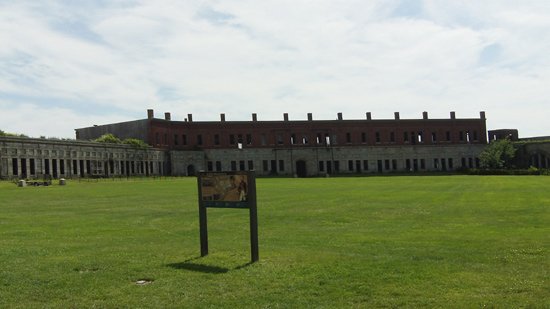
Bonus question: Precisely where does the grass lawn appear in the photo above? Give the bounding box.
[0,176,548,308]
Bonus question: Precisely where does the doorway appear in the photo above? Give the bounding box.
[187,164,196,176]
[296,160,307,177]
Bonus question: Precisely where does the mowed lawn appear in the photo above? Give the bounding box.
[0,176,548,308]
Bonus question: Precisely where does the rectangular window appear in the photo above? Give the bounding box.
[182,134,187,145]
[207,161,213,171]
[246,134,252,145]
[302,136,308,144]
[473,131,478,141]
[174,134,179,145]
[279,160,285,172]
[319,161,325,172]
[60,159,65,175]
[214,134,220,145]
[348,160,354,171]
[291,133,296,144]
[459,131,464,141]
[363,160,368,170]
[448,158,453,169]
[231,161,237,171]
[247,160,254,170]
[317,133,323,144]
[327,161,332,174]
[334,161,340,172]
[431,132,437,142]
[263,160,269,172]
[261,134,267,145]
[239,160,245,171]
[355,160,362,173]
[277,134,283,145]
[446,131,451,141]
[406,159,411,170]
[441,158,447,171]
[164,134,168,145]
[375,132,381,143]
[197,134,203,145]
[346,133,351,143]
[392,159,397,170]
[216,161,222,171]
[155,132,160,144]
[230,134,236,144]
[420,159,426,169]
[384,159,390,170]
[271,160,277,173]
[404,132,409,142]
[361,132,367,143]
[390,132,395,143]
[434,158,439,169]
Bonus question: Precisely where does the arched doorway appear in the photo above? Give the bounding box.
[296,160,307,177]
[187,164,196,176]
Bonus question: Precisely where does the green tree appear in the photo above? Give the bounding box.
[122,138,149,149]
[479,139,516,169]
[94,133,122,144]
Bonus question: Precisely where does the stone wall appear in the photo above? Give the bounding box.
[192,144,486,177]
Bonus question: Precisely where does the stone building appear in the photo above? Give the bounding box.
[5,109,549,180]
[74,110,488,177]
[0,136,167,180]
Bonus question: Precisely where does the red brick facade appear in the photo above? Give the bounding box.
[147,111,487,150]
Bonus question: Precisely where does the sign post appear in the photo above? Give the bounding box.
[197,171,258,263]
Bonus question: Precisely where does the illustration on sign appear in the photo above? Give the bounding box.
[201,173,248,202]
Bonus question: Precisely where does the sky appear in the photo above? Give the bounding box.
[1,0,550,139]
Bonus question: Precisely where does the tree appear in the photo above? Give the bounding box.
[94,133,122,144]
[122,138,149,149]
[479,139,516,169]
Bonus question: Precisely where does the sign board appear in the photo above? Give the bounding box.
[199,172,250,208]
[197,171,258,262]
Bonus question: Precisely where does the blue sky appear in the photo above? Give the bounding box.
[1,0,550,138]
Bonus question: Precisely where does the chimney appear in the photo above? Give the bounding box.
[394,112,400,120]
[423,111,428,120]
[147,109,154,119]
[252,113,257,121]
[366,112,372,120]
[220,113,225,122]
[187,114,193,122]
[164,112,171,121]
[307,113,313,121]
[283,113,289,121]
[480,111,486,119]
[450,111,456,119]
[337,112,343,120]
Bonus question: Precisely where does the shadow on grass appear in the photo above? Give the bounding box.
[166,257,254,274]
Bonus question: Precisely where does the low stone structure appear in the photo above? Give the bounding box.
[0,136,167,180]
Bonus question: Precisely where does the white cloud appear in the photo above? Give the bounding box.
[1,0,550,137]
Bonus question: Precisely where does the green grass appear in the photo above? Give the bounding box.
[0,176,548,308]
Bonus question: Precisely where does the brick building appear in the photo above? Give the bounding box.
[74,110,488,177]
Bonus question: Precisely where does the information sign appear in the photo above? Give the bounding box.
[197,171,259,262]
